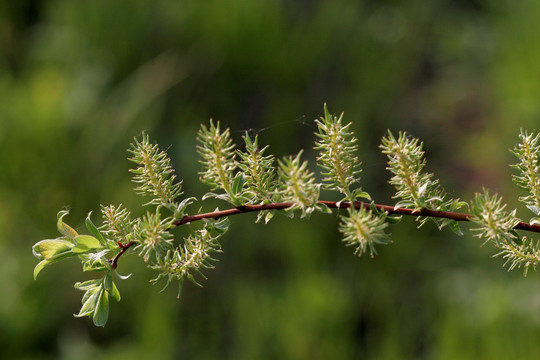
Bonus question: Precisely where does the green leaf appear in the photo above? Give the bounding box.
[202,192,232,202]
[369,202,380,214]
[83,262,109,272]
[111,281,121,302]
[33,252,76,279]
[264,211,274,224]
[212,218,230,234]
[280,208,295,219]
[394,200,415,209]
[74,279,102,291]
[103,272,113,292]
[74,286,100,318]
[449,221,464,236]
[418,182,428,197]
[114,269,132,280]
[386,215,402,225]
[32,239,74,260]
[232,173,245,196]
[72,235,102,253]
[86,212,106,245]
[82,284,100,303]
[57,210,78,239]
[316,202,332,214]
[33,260,50,280]
[174,196,197,218]
[33,242,78,279]
[354,190,371,201]
[93,289,109,327]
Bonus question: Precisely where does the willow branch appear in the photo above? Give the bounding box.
[173,200,540,233]
[111,241,136,269]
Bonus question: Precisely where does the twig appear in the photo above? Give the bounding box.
[111,241,136,269]
[113,200,540,269]
[173,200,540,233]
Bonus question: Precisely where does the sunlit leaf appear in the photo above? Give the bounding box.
[72,235,102,253]
[33,246,77,279]
[93,289,109,327]
[33,260,50,280]
[111,281,121,302]
[86,211,106,245]
[114,269,132,280]
[57,210,78,239]
[74,286,100,318]
[74,278,102,291]
[32,239,74,260]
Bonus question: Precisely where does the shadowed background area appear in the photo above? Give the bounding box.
[1,0,540,359]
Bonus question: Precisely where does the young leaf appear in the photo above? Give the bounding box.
[32,240,77,279]
[103,272,114,292]
[74,279,103,291]
[72,235,102,253]
[33,252,78,279]
[93,289,109,327]
[82,250,111,272]
[74,286,100,318]
[114,269,132,280]
[32,239,74,260]
[111,281,121,302]
[33,260,51,280]
[86,211,106,245]
[57,210,78,239]
[231,173,245,196]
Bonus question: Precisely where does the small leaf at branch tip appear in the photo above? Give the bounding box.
[114,270,132,280]
[33,260,49,279]
[57,211,78,239]
[86,211,106,245]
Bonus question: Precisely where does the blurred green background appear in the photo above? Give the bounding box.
[2,0,540,359]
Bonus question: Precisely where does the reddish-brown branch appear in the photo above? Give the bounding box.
[113,200,540,269]
[173,200,540,233]
[111,241,136,269]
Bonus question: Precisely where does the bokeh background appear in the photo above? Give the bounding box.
[2,0,540,359]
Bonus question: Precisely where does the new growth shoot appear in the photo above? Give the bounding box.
[32,104,540,326]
